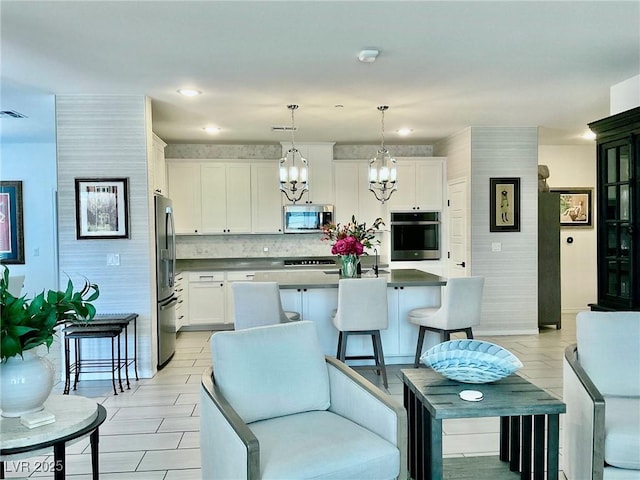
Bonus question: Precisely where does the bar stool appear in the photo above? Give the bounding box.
[331,277,389,388]
[232,282,300,330]
[408,276,485,368]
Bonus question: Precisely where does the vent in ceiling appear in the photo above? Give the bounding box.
[0,110,28,119]
[271,126,296,132]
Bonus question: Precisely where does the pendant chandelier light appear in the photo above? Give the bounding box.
[279,105,309,203]
[369,105,397,203]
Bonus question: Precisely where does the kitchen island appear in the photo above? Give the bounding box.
[253,269,446,364]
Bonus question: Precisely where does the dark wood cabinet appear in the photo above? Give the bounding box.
[538,193,561,328]
[588,106,640,311]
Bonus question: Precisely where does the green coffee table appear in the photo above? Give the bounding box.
[401,369,565,480]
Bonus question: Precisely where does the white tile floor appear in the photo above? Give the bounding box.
[4,314,575,479]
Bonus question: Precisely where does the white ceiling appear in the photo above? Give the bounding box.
[1,1,639,146]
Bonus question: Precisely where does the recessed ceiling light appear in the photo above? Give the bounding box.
[177,88,202,97]
[358,49,379,63]
[582,129,596,141]
[397,128,414,136]
[204,127,221,134]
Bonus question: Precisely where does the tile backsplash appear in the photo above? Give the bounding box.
[176,232,389,261]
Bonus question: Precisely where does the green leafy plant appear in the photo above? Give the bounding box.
[0,267,99,362]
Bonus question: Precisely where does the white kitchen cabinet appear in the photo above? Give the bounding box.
[225,270,256,324]
[188,272,226,325]
[280,286,338,354]
[280,142,334,205]
[251,162,283,233]
[388,158,444,212]
[201,162,252,234]
[174,272,188,331]
[167,160,252,234]
[151,133,167,195]
[167,161,201,234]
[334,161,387,226]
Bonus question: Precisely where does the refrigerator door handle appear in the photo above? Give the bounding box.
[160,297,178,310]
[166,207,176,288]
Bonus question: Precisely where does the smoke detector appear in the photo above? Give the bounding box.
[358,49,379,63]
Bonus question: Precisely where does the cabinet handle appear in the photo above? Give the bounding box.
[220,283,224,287]
[303,288,307,292]
[200,275,214,280]
[456,261,466,268]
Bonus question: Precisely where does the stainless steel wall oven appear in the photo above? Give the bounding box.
[390,211,440,260]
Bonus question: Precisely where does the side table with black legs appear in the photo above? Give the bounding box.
[401,368,566,480]
[0,395,106,480]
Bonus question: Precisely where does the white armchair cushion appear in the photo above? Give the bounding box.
[250,410,400,480]
[211,321,330,424]
[604,396,640,470]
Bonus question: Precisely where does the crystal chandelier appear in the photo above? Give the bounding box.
[369,105,397,203]
[279,105,309,203]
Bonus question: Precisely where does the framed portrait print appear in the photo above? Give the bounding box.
[551,188,592,227]
[0,181,25,264]
[490,177,520,232]
[75,178,129,239]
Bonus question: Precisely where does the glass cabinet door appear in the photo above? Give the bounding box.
[599,141,634,308]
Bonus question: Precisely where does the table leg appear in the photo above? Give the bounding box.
[533,415,545,480]
[90,426,100,480]
[546,414,560,480]
[123,324,130,389]
[405,384,415,480]
[64,336,71,395]
[1,460,4,479]
[73,338,81,391]
[521,415,532,480]
[110,337,118,395]
[510,416,520,472]
[499,416,510,461]
[426,411,443,480]
[53,441,65,480]
[133,317,139,381]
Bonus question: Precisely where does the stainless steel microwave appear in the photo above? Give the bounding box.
[283,204,334,234]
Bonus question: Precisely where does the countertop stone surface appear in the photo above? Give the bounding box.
[253,268,446,289]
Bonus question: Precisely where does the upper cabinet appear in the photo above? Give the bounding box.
[334,161,387,226]
[588,107,640,311]
[388,158,444,212]
[251,162,284,234]
[151,133,167,195]
[280,142,334,205]
[167,160,252,234]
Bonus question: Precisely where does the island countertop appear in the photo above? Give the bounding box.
[253,268,446,289]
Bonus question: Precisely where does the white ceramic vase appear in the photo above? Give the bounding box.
[0,349,55,417]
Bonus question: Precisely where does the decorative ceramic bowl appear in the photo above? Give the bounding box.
[420,339,523,384]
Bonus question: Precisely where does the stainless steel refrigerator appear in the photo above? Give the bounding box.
[155,195,177,369]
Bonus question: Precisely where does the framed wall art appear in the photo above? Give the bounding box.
[75,178,129,239]
[0,181,25,264]
[551,188,592,227]
[490,177,520,232]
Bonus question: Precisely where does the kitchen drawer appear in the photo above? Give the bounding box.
[189,272,225,283]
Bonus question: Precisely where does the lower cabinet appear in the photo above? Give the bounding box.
[188,272,226,325]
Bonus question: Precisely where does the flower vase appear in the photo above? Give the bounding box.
[0,349,55,417]
[340,255,360,278]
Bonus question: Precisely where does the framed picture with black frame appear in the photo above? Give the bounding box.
[75,178,129,239]
[490,177,520,232]
[0,181,25,264]
[551,188,593,227]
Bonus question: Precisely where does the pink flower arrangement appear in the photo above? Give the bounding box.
[321,215,384,256]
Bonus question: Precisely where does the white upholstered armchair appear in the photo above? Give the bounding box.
[563,311,640,480]
[200,321,407,480]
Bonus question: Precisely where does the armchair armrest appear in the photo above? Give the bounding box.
[325,356,407,480]
[200,367,260,480]
[563,344,605,480]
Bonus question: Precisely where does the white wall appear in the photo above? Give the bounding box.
[56,95,156,378]
[610,74,640,115]
[0,142,58,296]
[539,145,597,313]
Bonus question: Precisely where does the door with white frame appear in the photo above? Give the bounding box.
[447,178,469,278]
